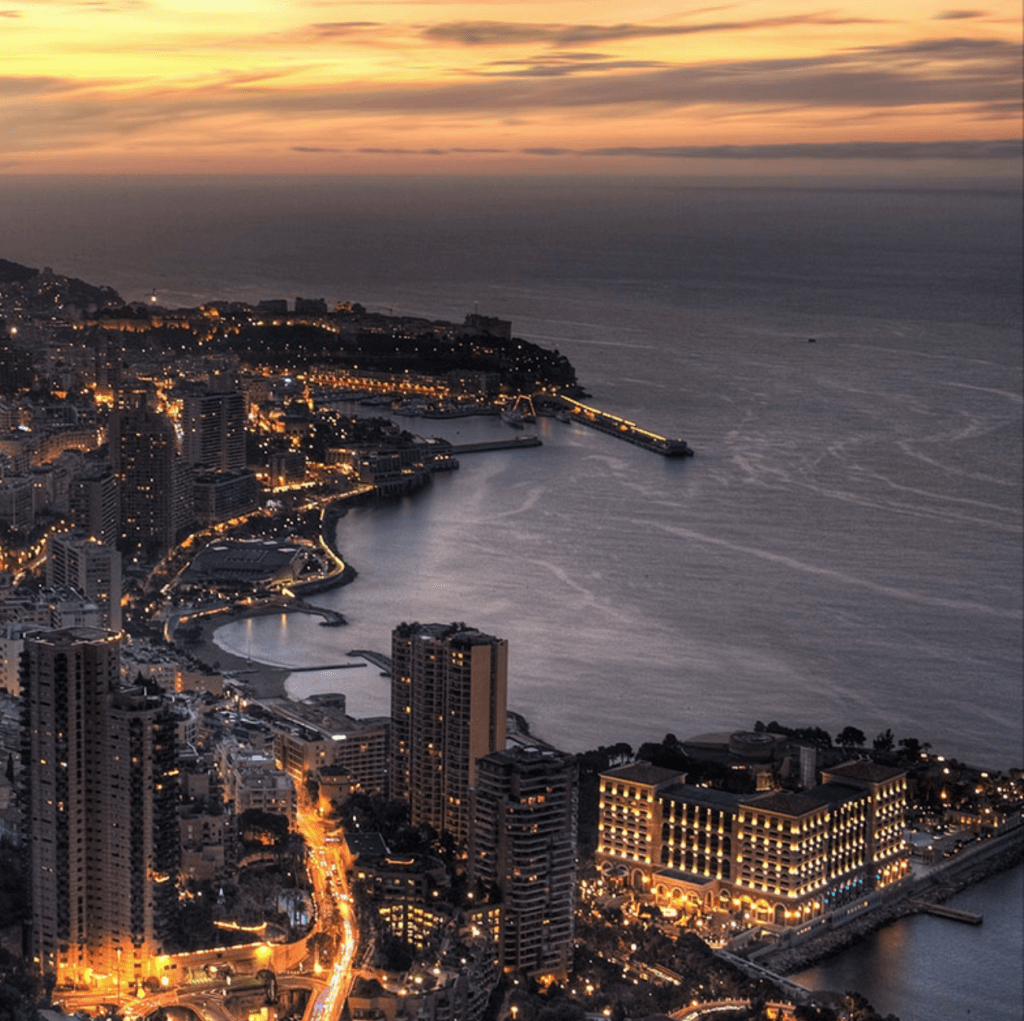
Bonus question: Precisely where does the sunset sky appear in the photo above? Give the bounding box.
[1,0,1020,174]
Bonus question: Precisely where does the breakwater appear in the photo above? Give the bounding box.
[557,397,694,456]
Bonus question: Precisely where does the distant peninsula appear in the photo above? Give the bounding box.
[0,256,580,394]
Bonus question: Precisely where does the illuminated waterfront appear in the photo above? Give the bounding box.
[3,175,1020,1014]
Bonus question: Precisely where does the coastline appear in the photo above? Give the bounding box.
[170,456,1023,991]
[178,573,359,700]
[184,607,293,698]
[760,826,1024,976]
[173,496,362,699]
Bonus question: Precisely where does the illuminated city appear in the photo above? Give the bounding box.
[0,258,1021,1021]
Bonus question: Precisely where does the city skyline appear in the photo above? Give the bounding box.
[1,1,1021,177]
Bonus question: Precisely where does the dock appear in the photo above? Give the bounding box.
[912,901,983,924]
[447,435,542,454]
[287,661,367,673]
[348,649,393,673]
[557,397,693,456]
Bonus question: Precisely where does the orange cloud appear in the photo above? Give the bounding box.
[0,0,1019,174]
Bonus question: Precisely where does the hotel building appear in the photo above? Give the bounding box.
[597,759,908,928]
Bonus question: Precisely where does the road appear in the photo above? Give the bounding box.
[60,792,359,1021]
[293,790,360,1021]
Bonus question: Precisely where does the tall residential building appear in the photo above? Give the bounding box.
[181,389,246,472]
[390,622,507,845]
[45,531,122,631]
[109,404,190,557]
[68,466,119,547]
[470,746,578,978]
[21,628,178,985]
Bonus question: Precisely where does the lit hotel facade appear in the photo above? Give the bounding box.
[597,760,908,928]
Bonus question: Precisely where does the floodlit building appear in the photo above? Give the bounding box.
[22,628,178,986]
[597,759,908,929]
[390,622,507,846]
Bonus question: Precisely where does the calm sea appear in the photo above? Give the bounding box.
[1,174,1021,1017]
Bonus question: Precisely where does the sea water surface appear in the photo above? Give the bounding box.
[1,175,1021,1017]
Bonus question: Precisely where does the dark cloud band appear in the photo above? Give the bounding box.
[289,140,1021,160]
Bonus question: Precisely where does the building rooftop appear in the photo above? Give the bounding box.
[602,762,684,787]
[662,783,742,813]
[741,791,827,817]
[185,539,306,582]
[345,832,389,860]
[485,744,571,767]
[393,620,503,647]
[823,760,907,785]
[23,625,115,645]
[812,781,866,807]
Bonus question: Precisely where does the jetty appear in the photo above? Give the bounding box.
[287,661,367,674]
[910,901,983,925]
[557,397,693,456]
[348,649,393,673]
[447,435,542,454]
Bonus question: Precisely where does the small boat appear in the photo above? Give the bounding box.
[501,406,525,428]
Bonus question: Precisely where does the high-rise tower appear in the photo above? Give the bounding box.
[68,466,119,547]
[21,628,178,986]
[45,531,122,632]
[109,404,190,557]
[470,746,578,978]
[181,389,246,472]
[390,622,507,845]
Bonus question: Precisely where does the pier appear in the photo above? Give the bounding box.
[348,649,393,674]
[557,397,693,456]
[448,435,542,454]
[288,661,367,673]
[911,901,983,924]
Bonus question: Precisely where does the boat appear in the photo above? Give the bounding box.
[501,406,525,428]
